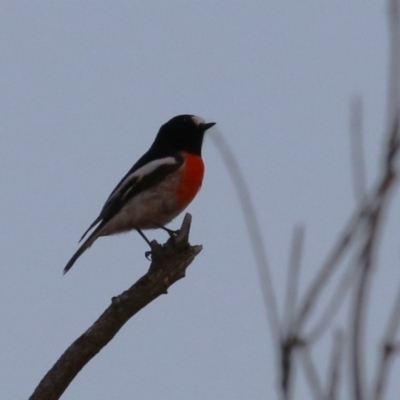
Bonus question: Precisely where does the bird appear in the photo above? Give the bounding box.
[63,114,216,274]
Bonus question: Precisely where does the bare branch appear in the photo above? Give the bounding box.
[373,276,400,400]
[349,116,399,400]
[29,214,202,400]
[327,331,344,400]
[210,130,281,344]
[300,97,367,345]
[284,225,305,335]
[349,0,400,390]
[347,1,400,398]
[280,226,305,399]
[300,345,326,400]
[293,204,366,332]
[305,256,358,344]
[280,335,304,400]
[276,2,400,400]
[295,114,399,338]
[351,208,383,400]
[384,278,400,343]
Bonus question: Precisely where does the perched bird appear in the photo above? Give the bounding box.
[64,114,216,274]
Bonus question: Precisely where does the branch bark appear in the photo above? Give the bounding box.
[29,213,202,400]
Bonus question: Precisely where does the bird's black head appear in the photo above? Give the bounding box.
[152,114,216,156]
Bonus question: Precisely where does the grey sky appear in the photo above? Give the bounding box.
[1,2,398,399]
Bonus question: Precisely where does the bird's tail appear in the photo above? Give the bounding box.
[63,223,104,274]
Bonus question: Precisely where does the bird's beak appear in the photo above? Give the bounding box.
[202,122,216,131]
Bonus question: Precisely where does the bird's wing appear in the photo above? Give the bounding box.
[79,155,183,242]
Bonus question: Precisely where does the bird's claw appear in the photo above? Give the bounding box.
[145,240,161,261]
[155,224,179,238]
[145,250,153,261]
[166,228,180,238]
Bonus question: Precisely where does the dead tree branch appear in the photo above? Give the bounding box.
[29,214,202,400]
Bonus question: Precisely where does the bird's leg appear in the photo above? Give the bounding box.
[136,228,158,260]
[137,228,152,247]
[158,225,180,238]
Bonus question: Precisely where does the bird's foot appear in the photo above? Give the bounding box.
[161,226,180,238]
[145,240,161,261]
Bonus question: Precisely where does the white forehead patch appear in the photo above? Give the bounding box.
[191,115,206,126]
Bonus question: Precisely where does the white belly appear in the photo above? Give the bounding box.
[99,172,185,236]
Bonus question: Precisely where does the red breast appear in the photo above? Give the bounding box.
[176,152,204,208]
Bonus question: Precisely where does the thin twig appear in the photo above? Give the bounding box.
[281,334,308,400]
[350,209,382,400]
[305,253,358,344]
[373,276,400,400]
[349,1,400,398]
[284,225,305,334]
[350,117,399,400]
[327,331,344,400]
[301,97,367,345]
[300,345,326,400]
[293,203,366,332]
[280,226,305,398]
[210,130,281,344]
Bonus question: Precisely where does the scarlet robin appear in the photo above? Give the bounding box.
[64,115,216,273]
